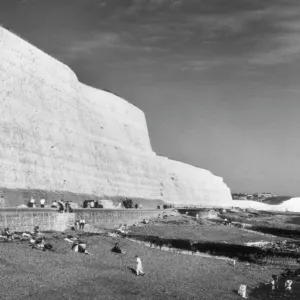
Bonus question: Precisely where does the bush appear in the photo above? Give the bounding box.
[122,199,133,209]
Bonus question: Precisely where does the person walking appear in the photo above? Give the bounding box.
[135,255,145,276]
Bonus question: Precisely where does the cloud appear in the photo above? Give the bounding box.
[106,0,300,68]
[67,32,121,54]
[60,30,167,62]
[249,34,300,66]
[246,3,300,66]
[14,0,300,70]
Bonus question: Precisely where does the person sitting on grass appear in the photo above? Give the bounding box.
[33,226,40,236]
[112,243,125,254]
[3,228,14,241]
[29,236,43,250]
[36,237,46,251]
[71,239,91,255]
[64,236,90,255]
[29,236,52,251]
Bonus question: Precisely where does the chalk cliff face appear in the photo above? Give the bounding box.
[0,27,232,207]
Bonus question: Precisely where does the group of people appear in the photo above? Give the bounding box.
[27,197,73,213]
[1,224,146,277]
[270,274,293,292]
[72,218,86,230]
[51,200,73,213]
[82,200,102,208]
[239,275,294,299]
[1,225,54,252]
[28,197,46,208]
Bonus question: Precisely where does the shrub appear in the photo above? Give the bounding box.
[122,199,133,209]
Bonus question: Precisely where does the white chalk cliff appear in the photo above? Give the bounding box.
[0,27,232,206]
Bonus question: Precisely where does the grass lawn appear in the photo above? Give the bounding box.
[0,232,283,300]
[129,216,282,245]
[221,210,300,233]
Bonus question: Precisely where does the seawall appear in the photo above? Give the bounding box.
[0,209,164,231]
[0,26,232,207]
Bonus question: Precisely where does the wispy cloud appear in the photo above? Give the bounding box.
[9,0,300,71]
[245,2,300,66]
[67,32,121,55]
[104,0,300,70]
[60,30,168,62]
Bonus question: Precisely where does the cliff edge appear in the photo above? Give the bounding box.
[0,27,232,207]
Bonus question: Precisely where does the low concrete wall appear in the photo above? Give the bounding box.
[74,209,163,229]
[0,209,58,232]
[0,208,164,231]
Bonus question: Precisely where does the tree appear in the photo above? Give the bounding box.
[123,198,133,209]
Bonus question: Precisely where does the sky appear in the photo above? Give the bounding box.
[1,0,300,195]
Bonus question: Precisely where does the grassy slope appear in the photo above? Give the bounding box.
[129,217,281,244]
[0,233,281,300]
[222,210,300,231]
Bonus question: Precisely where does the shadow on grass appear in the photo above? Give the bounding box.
[127,234,300,264]
[286,217,300,226]
[250,226,300,239]
[127,267,136,275]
